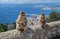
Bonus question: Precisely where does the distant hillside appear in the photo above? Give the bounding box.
[0,3,60,7]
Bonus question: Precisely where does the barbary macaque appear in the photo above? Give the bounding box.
[16,11,27,32]
[39,13,45,28]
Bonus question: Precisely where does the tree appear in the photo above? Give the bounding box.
[57,12,60,20]
[0,24,8,32]
[46,11,60,23]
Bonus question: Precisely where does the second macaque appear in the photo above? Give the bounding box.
[39,13,45,28]
[16,11,27,32]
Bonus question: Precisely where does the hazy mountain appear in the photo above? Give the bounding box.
[0,3,60,7]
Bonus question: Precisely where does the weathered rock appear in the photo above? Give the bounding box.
[0,21,60,39]
[0,28,34,39]
[32,21,60,39]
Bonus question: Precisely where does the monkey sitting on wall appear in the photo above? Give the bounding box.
[16,11,27,32]
[39,13,45,28]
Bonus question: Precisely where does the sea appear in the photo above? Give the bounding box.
[0,3,60,23]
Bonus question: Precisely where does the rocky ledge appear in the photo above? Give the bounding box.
[0,21,60,39]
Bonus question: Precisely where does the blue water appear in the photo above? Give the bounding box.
[0,4,60,23]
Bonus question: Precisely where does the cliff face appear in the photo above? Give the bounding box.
[0,21,60,39]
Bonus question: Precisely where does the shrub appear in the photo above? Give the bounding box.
[46,11,60,23]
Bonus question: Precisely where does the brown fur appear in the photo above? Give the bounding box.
[39,13,45,28]
[16,11,27,32]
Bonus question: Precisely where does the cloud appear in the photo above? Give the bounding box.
[0,0,60,4]
[42,7,52,10]
[42,7,60,10]
[0,0,15,3]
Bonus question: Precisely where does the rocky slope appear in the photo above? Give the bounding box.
[0,21,60,39]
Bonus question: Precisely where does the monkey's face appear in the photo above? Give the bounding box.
[20,12,25,16]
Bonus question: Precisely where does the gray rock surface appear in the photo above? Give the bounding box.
[32,21,60,39]
[0,28,34,39]
[0,21,60,39]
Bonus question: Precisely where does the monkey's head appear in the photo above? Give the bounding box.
[20,11,25,16]
[40,13,45,16]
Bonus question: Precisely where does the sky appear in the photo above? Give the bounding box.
[0,0,60,4]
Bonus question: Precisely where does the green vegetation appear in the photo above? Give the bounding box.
[31,22,34,26]
[0,24,8,32]
[0,22,16,32]
[46,11,60,23]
